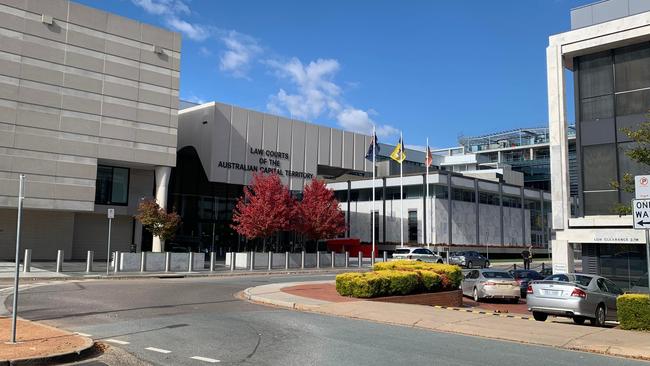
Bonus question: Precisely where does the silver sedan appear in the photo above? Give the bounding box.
[527,273,623,326]
[461,269,520,303]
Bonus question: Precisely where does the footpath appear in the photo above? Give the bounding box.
[243,280,650,361]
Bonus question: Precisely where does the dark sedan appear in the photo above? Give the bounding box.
[509,269,544,297]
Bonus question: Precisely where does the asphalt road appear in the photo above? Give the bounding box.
[3,274,648,366]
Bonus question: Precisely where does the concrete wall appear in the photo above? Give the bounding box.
[0,0,179,211]
[0,208,74,260]
[71,212,132,260]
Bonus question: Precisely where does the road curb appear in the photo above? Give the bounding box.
[241,287,321,311]
[0,333,95,366]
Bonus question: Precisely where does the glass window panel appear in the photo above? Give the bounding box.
[111,167,129,204]
[615,89,650,117]
[583,191,619,215]
[578,51,613,98]
[95,166,112,204]
[582,144,617,191]
[580,95,614,121]
[615,43,650,92]
[408,210,418,242]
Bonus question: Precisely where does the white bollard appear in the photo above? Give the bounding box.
[358,251,363,268]
[331,252,335,268]
[301,251,305,269]
[113,251,120,273]
[267,252,273,271]
[140,251,147,272]
[86,250,93,273]
[285,251,289,270]
[23,249,31,273]
[316,251,320,268]
[56,250,64,272]
[165,252,171,272]
[188,252,194,272]
[230,252,235,271]
[210,252,216,272]
[345,251,349,267]
[249,251,255,271]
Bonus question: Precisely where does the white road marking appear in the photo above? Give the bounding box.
[145,347,172,354]
[75,332,92,337]
[190,356,220,363]
[105,339,130,345]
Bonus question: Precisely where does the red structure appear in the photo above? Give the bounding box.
[326,238,377,257]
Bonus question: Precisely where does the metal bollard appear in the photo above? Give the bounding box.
[542,262,545,271]
[371,251,375,266]
[301,251,305,269]
[345,251,349,267]
[230,252,235,271]
[316,251,320,268]
[249,251,255,271]
[210,252,216,272]
[140,251,147,272]
[188,252,194,272]
[267,252,273,271]
[56,249,64,273]
[513,263,517,271]
[285,251,289,270]
[331,252,335,268]
[165,252,171,272]
[358,251,363,268]
[113,251,120,273]
[23,249,31,273]
[383,251,388,263]
[85,250,93,273]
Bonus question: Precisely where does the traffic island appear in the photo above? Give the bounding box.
[0,317,94,365]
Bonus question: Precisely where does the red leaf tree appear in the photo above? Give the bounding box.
[231,172,296,251]
[295,179,346,243]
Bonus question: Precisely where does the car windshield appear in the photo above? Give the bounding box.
[545,274,592,287]
[394,249,410,254]
[453,252,465,256]
[514,271,538,279]
[482,272,513,279]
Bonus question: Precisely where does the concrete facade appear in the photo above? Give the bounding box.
[0,0,179,259]
[327,172,550,253]
[547,4,650,274]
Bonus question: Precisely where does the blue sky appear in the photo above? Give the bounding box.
[77,0,590,148]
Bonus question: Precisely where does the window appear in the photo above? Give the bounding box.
[95,165,129,205]
[369,211,379,241]
[452,188,475,202]
[582,144,617,191]
[408,210,418,242]
[479,192,500,205]
[615,43,650,92]
[578,51,613,99]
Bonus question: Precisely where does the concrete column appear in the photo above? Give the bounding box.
[499,183,504,245]
[474,179,480,246]
[85,251,93,273]
[547,43,571,231]
[140,251,147,272]
[521,187,526,246]
[422,173,427,246]
[346,180,351,237]
[152,166,172,252]
[447,173,452,246]
[23,249,31,273]
[56,250,64,272]
[382,177,387,245]
[551,240,574,274]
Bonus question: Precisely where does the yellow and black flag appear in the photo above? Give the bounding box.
[390,138,406,163]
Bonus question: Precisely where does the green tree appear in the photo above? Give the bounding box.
[135,199,182,248]
[611,120,650,215]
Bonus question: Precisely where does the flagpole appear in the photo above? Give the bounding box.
[372,125,376,263]
[400,131,404,248]
[426,137,430,250]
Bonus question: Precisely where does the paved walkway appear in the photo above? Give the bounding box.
[243,280,650,361]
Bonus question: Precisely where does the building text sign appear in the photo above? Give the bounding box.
[633,199,650,230]
[217,148,314,179]
[635,175,650,199]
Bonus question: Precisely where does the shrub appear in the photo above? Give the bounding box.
[336,271,420,298]
[374,260,463,288]
[618,294,650,331]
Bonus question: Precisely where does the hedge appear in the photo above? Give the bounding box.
[617,294,650,331]
[374,260,463,288]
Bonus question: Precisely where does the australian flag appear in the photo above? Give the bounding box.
[365,133,380,160]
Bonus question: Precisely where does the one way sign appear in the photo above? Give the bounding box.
[633,199,650,229]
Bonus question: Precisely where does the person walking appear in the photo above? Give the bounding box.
[521,247,531,270]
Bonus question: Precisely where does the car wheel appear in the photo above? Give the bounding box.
[473,288,480,302]
[573,316,586,325]
[533,311,548,322]
[511,297,520,304]
[467,261,473,269]
[437,260,443,264]
[591,305,606,327]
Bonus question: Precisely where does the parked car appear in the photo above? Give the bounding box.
[509,269,544,298]
[461,269,520,303]
[392,247,444,263]
[527,273,623,326]
[539,267,553,277]
[449,251,490,268]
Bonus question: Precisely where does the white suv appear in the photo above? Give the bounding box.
[392,247,444,263]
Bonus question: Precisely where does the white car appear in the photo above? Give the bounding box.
[392,247,444,263]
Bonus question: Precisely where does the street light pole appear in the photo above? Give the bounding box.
[10,174,25,344]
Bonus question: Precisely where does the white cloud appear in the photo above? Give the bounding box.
[266,57,398,139]
[132,0,209,41]
[199,46,212,56]
[219,31,262,79]
[166,17,209,41]
[182,94,207,105]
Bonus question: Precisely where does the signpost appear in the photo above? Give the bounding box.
[635,175,650,199]
[633,198,650,295]
[106,208,114,275]
[10,174,25,344]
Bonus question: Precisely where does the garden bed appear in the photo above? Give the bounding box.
[369,288,462,307]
